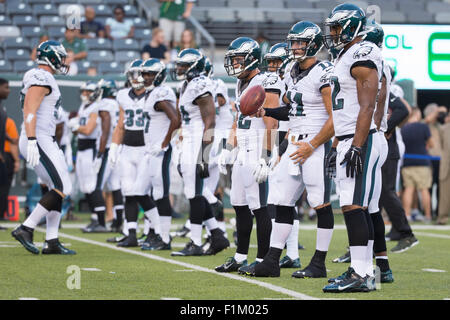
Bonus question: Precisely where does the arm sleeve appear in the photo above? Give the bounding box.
[387,93,409,134]
[263,106,290,121]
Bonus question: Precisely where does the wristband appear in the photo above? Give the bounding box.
[28,137,36,141]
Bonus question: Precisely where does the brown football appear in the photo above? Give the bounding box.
[239,85,266,116]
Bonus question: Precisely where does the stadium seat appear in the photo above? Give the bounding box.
[78,0,103,4]
[107,0,129,5]
[22,26,45,39]
[53,0,78,4]
[366,0,398,12]
[115,50,140,63]
[191,9,208,22]
[228,0,255,8]
[0,49,2,59]
[336,0,368,10]
[435,12,450,23]
[0,60,12,72]
[5,49,31,61]
[98,61,123,74]
[237,9,266,23]
[207,8,237,22]
[292,11,325,24]
[29,37,42,48]
[27,0,51,4]
[85,38,113,50]
[313,0,337,12]
[134,28,152,40]
[265,11,294,23]
[14,60,36,73]
[123,5,139,17]
[132,17,148,28]
[0,26,21,38]
[77,60,96,74]
[256,0,283,8]
[285,0,314,9]
[93,4,113,17]
[198,0,227,8]
[3,37,31,50]
[113,38,140,51]
[6,2,33,16]
[406,11,434,24]
[0,3,5,13]
[13,15,39,27]
[33,4,59,17]
[0,15,11,25]
[88,50,114,62]
[381,11,406,23]
[48,27,66,39]
[40,16,66,27]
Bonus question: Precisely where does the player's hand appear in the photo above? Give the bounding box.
[325,147,337,178]
[290,141,314,165]
[218,148,237,175]
[68,117,80,132]
[255,107,266,118]
[148,144,169,157]
[108,143,119,166]
[26,138,40,167]
[253,159,270,184]
[196,161,210,178]
[340,145,363,178]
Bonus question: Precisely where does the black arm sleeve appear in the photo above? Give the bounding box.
[387,93,409,134]
[263,106,290,121]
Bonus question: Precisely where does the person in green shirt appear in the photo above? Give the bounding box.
[62,28,88,62]
[158,0,195,49]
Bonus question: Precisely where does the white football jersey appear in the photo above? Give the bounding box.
[55,108,70,146]
[284,60,333,135]
[379,58,392,133]
[98,97,120,147]
[144,84,177,147]
[330,41,383,137]
[212,78,234,130]
[116,88,148,132]
[266,72,288,132]
[178,75,214,133]
[77,101,101,140]
[20,68,61,137]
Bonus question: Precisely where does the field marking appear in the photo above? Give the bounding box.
[18,297,39,300]
[45,229,320,300]
[161,297,182,300]
[81,268,102,272]
[414,232,450,239]
[422,268,446,273]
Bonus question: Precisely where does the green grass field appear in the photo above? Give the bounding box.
[1,212,449,300]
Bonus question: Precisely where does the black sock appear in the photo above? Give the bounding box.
[112,190,124,226]
[135,195,155,212]
[202,197,214,221]
[90,190,106,226]
[343,208,369,247]
[253,206,272,260]
[267,204,276,220]
[364,209,374,242]
[125,196,138,224]
[189,196,205,225]
[375,257,390,272]
[156,197,172,217]
[234,205,253,255]
[371,211,387,254]
[266,247,283,261]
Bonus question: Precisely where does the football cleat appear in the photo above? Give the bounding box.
[292,263,327,279]
[238,261,260,275]
[328,267,354,283]
[117,235,138,247]
[379,269,394,283]
[141,235,171,251]
[250,258,280,277]
[81,218,98,232]
[365,275,376,291]
[141,230,158,247]
[279,256,301,268]
[201,236,212,254]
[171,225,190,238]
[215,257,247,273]
[206,231,230,255]
[171,240,204,256]
[82,224,110,233]
[42,239,76,255]
[390,236,419,253]
[332,248,351,263]
[107,235,127,243]
[11,225,39,254]
[322,269,369,293]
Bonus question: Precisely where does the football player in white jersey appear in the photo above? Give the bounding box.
[170,48,230,256]
[12,41,75,255]
[140,58,180,250]
[251,22,335,278]
[215,37,278,274]
[109,59,159,247]
[322,3,383,293]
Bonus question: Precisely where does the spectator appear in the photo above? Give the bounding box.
[141,27,170,64]
[401,108,434,222]
[175,29,198,53]
[105,5,134,40]
[438,112,450,225]
[423,103,448,219]
[80,6,106,39]
[66,50,79,76]
[62,28,88,62]
[87,66,98,77]
[30,33,50,61]
[158,0,195,48]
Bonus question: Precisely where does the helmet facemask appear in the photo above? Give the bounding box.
[224,53,257,78]
[127,68,144,90]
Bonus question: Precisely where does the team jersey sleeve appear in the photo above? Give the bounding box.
[261,73,283,95]
[315,61,334,92]
[23,69,53,93]
[349,42,383,76]
[215,79,229,103]
[153,86,177,106]
[191,76,214,101]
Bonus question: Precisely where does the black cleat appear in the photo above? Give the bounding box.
[171,240,204,256]
[323,268,369,293]
[292,263,327,278]
[42,239,76,255]
[142,235,171,250]
[11,225,39,254]
[215,257,247,273]
[251,258,280,277]
[141,229,158,247]
[238,261,259,275]
[206,231,230,255]
[279,256,301,268]
[117,235,138,247]
[332,248,351,263]
[107,235,127,243]
[82,224,110,233]
[81,219,98,232]
[171,225,190,238]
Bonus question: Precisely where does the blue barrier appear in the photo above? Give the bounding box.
[403,154,441,161]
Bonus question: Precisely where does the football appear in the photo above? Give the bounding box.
[239,85,266,116]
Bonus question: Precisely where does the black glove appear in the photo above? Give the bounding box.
[340,145,363,178]
[325,147,337,178]
[196,161,209,178]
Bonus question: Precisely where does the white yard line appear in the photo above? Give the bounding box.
[41,228,320,300]
[413,232,450,240]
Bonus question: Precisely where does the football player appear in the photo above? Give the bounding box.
[12,41,75,255]
[170,48,230,256]
[109,59,159,247]
[140,58,180,250]
[215,37,279,274]
[251,22,335,278]
[321,3,383,293]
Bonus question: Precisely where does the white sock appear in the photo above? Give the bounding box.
[91,213,97,221]
[203,217,218,232]
[286,219,299,259]
[316,227,334,252]
[255,258,263,263]
[122,219,129,236]
[185,219,191,229]
[190,223,203,246]
[160,216,172,244]
[145,207,160,235]
[144,218,151,235]
[366,240,374,277]
[127,221,137,231]
[217,221,226,233]
[23,203,49,229]
[270,222,293,250]
[45,210,61,240]
[234,252,247,263]
[350,246,368,277]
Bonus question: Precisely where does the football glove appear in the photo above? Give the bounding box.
[108,143,119,166]
[68,117,80,132]
[253,158,270,184]
[26,138,40,167]
[147,144,169,157]
[325,147,337,178]
[218,148,237,175]
[340,145,363,178]
[93,153,103,174]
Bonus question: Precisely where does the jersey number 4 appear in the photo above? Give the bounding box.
[330,76,344,111]
[287,90,304,117]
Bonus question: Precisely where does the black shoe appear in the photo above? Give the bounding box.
[42,239,76,255]
[238,261,260,275]
[141,229,158,247]
[385,228,401,241]
[207,231,230,255]
[171,240,204,256]
[391,235,419,253]
[323,268,369,293]
[251,258,280,277]
[292,262,327,278]
[117,235,138,247]
[11,225,39,254]
[215,257,247,273]
[279,255,301,268]
[332,248,351,263]
[81,219,98,232]
[171,225,190,238]
[107,235,127,243]
[82,224,110,233]
[109,220,123,233]
[142,235,171,250]
[328,267,354,283]
[201,236,212,254]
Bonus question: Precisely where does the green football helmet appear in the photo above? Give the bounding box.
[35,40,69,75]
[171,48,205,81]
[98,79,117,99]
[224,37,261,77]
[286,21,324,61]
[362,19,384,48]
[324,3,366,56]
[80,81,101,103]
[263,42,290,77]
[126,59,144,90]
[141,58,167,91]
[203,57,213,78]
